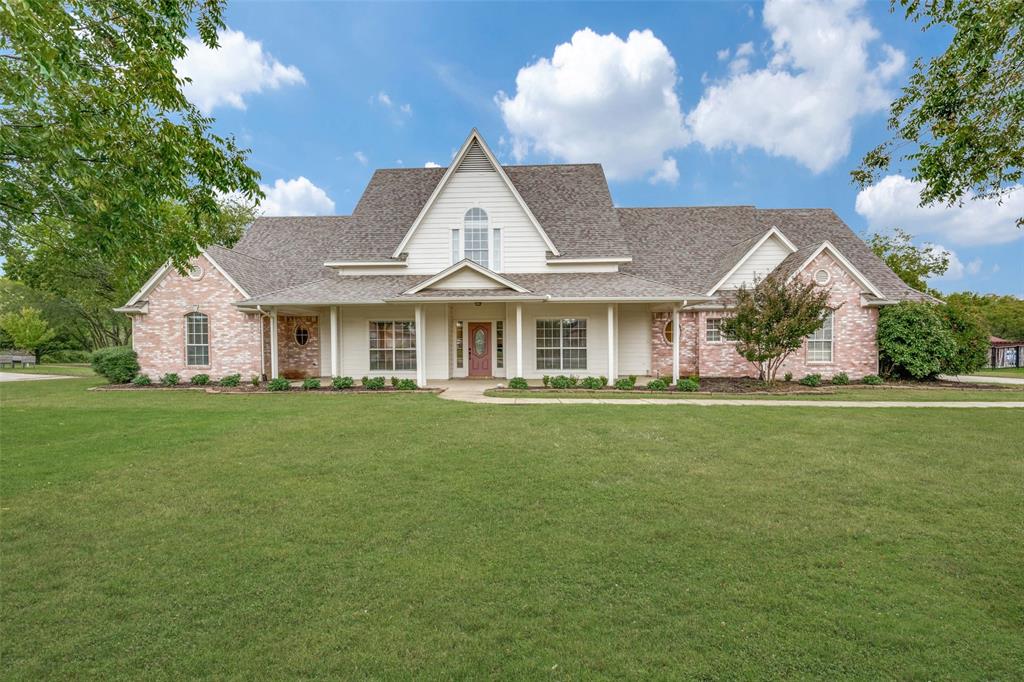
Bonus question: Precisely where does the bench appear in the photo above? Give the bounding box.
[0,353,37,368]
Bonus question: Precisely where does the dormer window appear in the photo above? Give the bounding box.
[463,208,489,268]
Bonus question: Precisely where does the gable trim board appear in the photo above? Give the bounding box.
[391,129,560,258]
[403,260,530,294]
[125,250,251,309]
[324,260,406,268]
[706,227,798,296]
[786,241,885,299]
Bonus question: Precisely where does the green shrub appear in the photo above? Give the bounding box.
[267,377,290,391]
[41,349,92,364]
[362,376,386,390]
[831,372,850,385]
[580,376,606,390]
[783,372,793,382]
[160,372,179,387]
[190,373,210,385]
[646,378,668,391]
[614,376,636,390]
[863,374,884,385]
[251,375,261,387]
[302,377,321,390]
[90,346,139,383]
[878,302,956,379]
[508,377,529,389]
[542,375,551,388]
[219,373,241,387]
[332,376,354,390]
[396,378,417,390]
[549,375,573,389]
[676,377,699,392]
[390,376,399,388]
[938,302,989,375]
[131,374,151,386]
[798,373,822,387]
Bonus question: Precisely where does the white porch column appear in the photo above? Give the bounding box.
[330,306,339,377]
[415,304,426,388]
[515,304,524,378]
[671,307,680,383]
[607,303,616,380]
[269,307,280,379]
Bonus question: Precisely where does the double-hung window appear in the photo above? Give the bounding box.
[807,311,834,363]
[185,312,209,366]
[369,321,417,371]
[705,318,732,342]
[536,318,587,371]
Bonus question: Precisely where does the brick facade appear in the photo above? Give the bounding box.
[276,315,320,379]
[648,251,879,379]
[131,254,263,380]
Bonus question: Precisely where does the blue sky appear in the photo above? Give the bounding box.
[179,0,1022,295]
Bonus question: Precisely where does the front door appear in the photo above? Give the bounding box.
[468,322,491,377]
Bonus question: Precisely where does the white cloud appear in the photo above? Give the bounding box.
[353,151,368,165]
[716,48,731,61]
[855,174,1024,246]
[931,245,963,280]
[687,0,905,173]
[376,91,392,107]
[371,91,413,119]
[424,161,441,168]
[258,177,335,216]
[176,29,304,112]
[497,28,688,183]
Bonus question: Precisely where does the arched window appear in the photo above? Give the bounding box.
[185,312,209,366]
[463,208,489,267]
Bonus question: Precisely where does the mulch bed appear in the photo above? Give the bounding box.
[91,384,439,394]
[504,377,1017,395]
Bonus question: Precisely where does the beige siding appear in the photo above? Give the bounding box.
[617,303,652,376]
[721,235,791,289]
[428,267,507,289]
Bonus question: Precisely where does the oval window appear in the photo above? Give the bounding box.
[294,326,310,346]
[814,268,831,285]
[663,320,673,344]
[474,328,486,356]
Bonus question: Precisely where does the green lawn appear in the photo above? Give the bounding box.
[2,379,1022,678]
[0,363,96,377]
[487,386,1024,402]
[973,366,1024,378]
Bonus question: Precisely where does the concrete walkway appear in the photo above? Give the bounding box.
[939,374,1024,386]
[432,380,1024,408]
[0,372,75,382]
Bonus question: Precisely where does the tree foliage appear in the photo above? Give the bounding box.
[720,276,831,384]
[944,291,1024,340]
[0,0,262,276]
[938,301,990,374]
[854,0,1024,228]
[866,228,949,294]
[0,306,55,358]
[877,302,957,379]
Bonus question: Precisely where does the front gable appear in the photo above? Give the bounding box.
[709,227,797,294]
[404,260,528,294]
[786,241,884,299]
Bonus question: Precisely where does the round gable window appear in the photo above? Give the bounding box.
[294,326,310,346]
[188,265,204,281]
[814,268,831,285]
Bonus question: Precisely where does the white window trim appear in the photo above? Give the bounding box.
[184,312,210,367]
[704,317,734,344]
[367,320,418,373]
[491,226,503,272]
[535,317,589,372]
[806,311,835,364]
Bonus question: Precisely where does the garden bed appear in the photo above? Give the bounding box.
[93,383,439,394]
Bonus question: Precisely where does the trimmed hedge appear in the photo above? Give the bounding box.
[646,379,668,391]
[878,302,955,379]
[160,373,179,387]
[190,374,210,385]
[580,376,607,390]
[396,378,417,390]
[332,376,354,390]
[267,378,290,392]
[302,377,321,390]
[90,346,139,383]
[831,372,850,385]
[508,377,529,389]
[676,377,699,392]
[862,374,884,385]
[799,373,822,387]
[131,374,151,386]
[361,376,386,390]
[614,376,636,391]
[219,374,241,387]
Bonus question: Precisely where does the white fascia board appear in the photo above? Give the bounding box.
[706,226,798,296]
[390,129,560,258]
[202,249,250,299]
[545,257,633,265]
[787,241,885,299]
[385,295,544,303]
[323,260,407,268]
[403,259,529,294]
[125,261,172,306]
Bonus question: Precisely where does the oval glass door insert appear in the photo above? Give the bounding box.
[474,328,486,356]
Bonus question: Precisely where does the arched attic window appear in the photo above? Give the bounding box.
[463,208,490,268]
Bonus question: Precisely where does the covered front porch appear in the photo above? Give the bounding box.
[257,301,694,387]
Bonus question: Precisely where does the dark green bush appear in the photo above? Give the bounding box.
[131,374,151,386]
[831,372,850,385]
[508,377,529,389]
[783,372,793,382]
[362,376,386,390]
[676,377,699,392]
[542,375,551,388]
[267,377,290,391]
[549,375,573,389]
[878,302,956,379]
[160,372,179,386]
[390,376,399,388]
[614,376,636,390]
[41,349,92,364]
[938,302,989,375]
[396,378,417,390]
[219,373,241,387]
[190,373,210,385]
[580,376,606,390]
[90,346,139,383]
[862,374,884,385]
[646,378,668,391]
[798,373,822,387]
[302,377,321,390]
[332,376,354,390]
[250,375,261,387]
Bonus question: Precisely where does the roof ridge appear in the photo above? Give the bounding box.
[208,244,268,263]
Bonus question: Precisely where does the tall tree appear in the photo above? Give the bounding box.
[0,0,262,276]
[720,276,831,384]
[945,292,1024,340]
[866,228,949,294]
[853,0,1024,228]
[0,306,56,361]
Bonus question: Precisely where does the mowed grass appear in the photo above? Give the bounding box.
[0,363,96,377]
[2,379,1022,679]
[487,386,1024,402]
[973,366,1024,378]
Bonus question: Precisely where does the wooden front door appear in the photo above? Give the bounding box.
[468,322,491,377]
